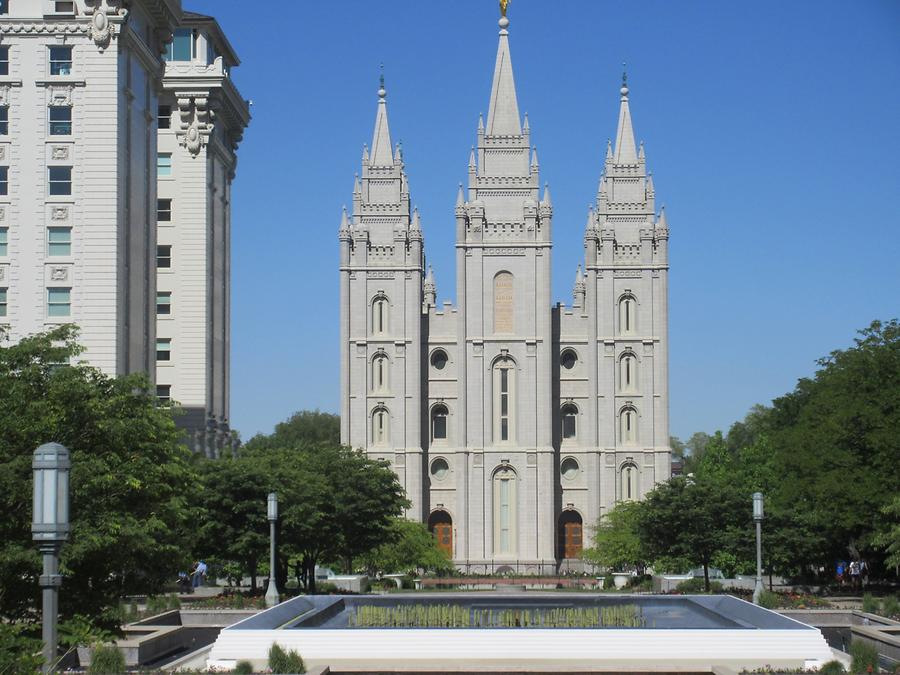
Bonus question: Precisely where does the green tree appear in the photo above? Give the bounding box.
[0,326,197,626]
[875,495,900,572]
[582,501,645,572]
[360,517,453,576]
[244,410,340,450]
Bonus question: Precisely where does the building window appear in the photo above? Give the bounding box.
[619,294,637,335]
[0,2,7,16]
[0,227,7,256]
[620,352,637,392]
[48,166,72,195]
[372,407,389,445]
[156,338,171,362]
[493,271,514,334]
[430,348,448,370]
[0,166,8,195]
[49,106,72,135]
[493,357,515,444]
[560,457,579,480]
[0,46,8,75]
[47,227,71,256]
[622,463,638,501]
[0,288,6,318]
[157,245,172,269]
[157,199,172,223]
[430,457,449,481]
[493,466,517,556]
[51,1,76,13]
[156,384,171,403]
[158,105,171,130]
[156,291,171,315]
[0,108,7,136]
[560,349,577,370]
[620,406,637,445]
[372,352,388,392]
[372,295,388,335]
[431,404,448,442]
[49,46,72,76]
[561,403,578,441]
[47,287,71,317]
[164,28,194,62]
[157,153,172,177]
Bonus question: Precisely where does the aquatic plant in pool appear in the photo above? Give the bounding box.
[348,603,646,628]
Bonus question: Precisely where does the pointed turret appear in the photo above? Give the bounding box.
[340,205,349,229]
[531,147,539,170]
[411,207,421,232]
[523,112,530,132]
[423,264,436,308]
[585,204,595,230]
[541,183,552,208]
[370,72,394,166]
[614,67,638,164]
[486,14,521,136]
[353,173,361,195]
[468,146,476,170]
[657,205,668,229]
[638,140,645,161]
[456,183,465,208]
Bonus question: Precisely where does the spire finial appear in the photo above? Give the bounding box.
[499,0,510,28]
[621,62,629,98]
[378,63,386,100]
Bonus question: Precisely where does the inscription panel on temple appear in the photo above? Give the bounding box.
[494,271,514,334]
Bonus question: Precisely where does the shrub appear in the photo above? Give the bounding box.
[849,640,879,674]
[316,582,339,595]
[87,644,126,674]
[0,623,43,674]
[758,590,781,609]
[881,595,899,619]
[861,592,880,615]
[819,660,846,675]
[268,642,306,673]
[675,577,724,594]
[234,660,255,674]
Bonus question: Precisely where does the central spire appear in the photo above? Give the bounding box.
[486,13,521,136]
[614,65,638,164]
[370,67,394,166]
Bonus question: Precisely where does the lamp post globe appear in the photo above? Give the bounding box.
[752,492,764,605]
[32,443,71,673]
[265,492,280,607]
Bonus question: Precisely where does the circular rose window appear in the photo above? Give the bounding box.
[430,457,450,480]
[560,457,579,480]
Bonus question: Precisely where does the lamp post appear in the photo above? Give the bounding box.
[752,491,764,605]
[32,443,71,673]
[265,492,280,608]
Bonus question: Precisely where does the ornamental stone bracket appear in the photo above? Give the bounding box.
[176,94,214,157]
[83,0,128,52]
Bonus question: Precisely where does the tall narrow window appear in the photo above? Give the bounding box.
[156,338,171,362]
[619,295,637,335]
[47,227,71,256]
[561,403,578,441]
[621,407,637,445]
[164,28,194,62]
[372,407,389,445]
[620,353,637,392]
[0,166,9,195]
[0,108,8,136]
[49,46,72,76]
[49,106,72,135]
[0,288,7,318]
[622,463,638,501]
[156,291,172,315]
[48,166,71,195]
[493,467,517,556]
[47,287,71,317]
[431,404,448,442]
[372,353,388,392]
[157,199,172,223]
[493,271,514,334]
[493,357,515,444]
[157,154,172,177]
[372,296,388,335]
[0,46,8,75]
[157,245,172,269]
[0,227,7,256]
[158,105,171,130]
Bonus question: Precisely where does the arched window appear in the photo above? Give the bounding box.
[620,352,637,392]
[622,463,638,501]
[619,294,636,335]
[493,357,516,444]
[560,349,577,371]
[493,272,514,334]
[372,352,389,392]
[430,349,449,370]
[431,404,448,442]
[372,407,389,445]
[620,406,637,445]
[493,466,517,556]
[372,295,389,335]
[561,403,578,441]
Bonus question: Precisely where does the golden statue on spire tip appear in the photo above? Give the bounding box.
[500,0,510,18]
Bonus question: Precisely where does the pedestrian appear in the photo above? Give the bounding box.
[849,560,860,590]
[860,560,869,588]
[836,561,845,586]
[192,559,208,588]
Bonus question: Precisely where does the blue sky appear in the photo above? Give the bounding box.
[186,0,900,442]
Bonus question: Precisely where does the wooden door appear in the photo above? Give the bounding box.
[563,521,583,559]
[433,522,452,556]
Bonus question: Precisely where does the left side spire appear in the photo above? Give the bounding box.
[370,67,394,166]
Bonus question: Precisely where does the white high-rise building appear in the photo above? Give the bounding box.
[0,0,249,452]
[339,13,671,572]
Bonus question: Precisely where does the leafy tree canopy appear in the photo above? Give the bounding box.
[360,517,453,577]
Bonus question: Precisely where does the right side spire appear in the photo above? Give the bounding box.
[614,65,638,164]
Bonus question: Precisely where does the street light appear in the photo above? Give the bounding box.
[32,443,71,673]
[265,492,280,608]
[752,491,764,605]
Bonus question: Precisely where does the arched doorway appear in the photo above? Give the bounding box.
[558,510,583,560]
[428,510,453,557]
